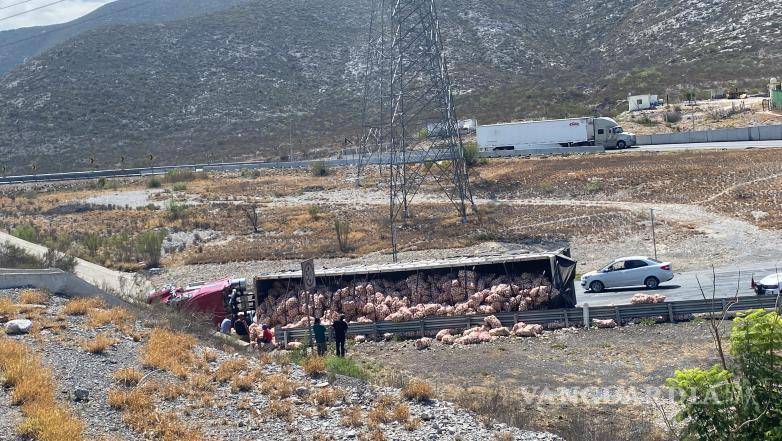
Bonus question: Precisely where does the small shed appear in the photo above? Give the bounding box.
[628,93,659,111]
[771,78,782,110]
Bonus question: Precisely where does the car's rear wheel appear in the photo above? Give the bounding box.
[589,280,605,293]
[644,276,660,289]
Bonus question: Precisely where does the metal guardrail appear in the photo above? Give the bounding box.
[275,295,780,343]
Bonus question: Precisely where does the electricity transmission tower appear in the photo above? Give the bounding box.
[357,0,476,260]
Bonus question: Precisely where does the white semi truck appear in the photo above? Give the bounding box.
[476,117,637,151]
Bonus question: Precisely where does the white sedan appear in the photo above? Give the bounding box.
[581,256,674,293]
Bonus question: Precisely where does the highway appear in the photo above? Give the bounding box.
[577,262,781,307]
[1,139,781,185]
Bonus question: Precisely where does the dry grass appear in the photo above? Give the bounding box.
[0,298,18,319]
[87,306,133,329]
[230,373,256,393]
[266,398,294,423]
[213,357,248,383]
[341,406,365,428]
[188,373,216,392]
[202,349,218,363]
[392,403,411,422]
[259,373,297,399]
[108,386,204,439]
[113,367,143,387]
[403,416,421,431]
[368,395,396,426]
[140,328,197,378]
[401,378,433,402]
[19,289,49,305]
[81,333,118,354]
[303,355,327,376]
[358,430,387,441]
[311,387,345,407]
[0,338,84,440]
[63,297,105,316]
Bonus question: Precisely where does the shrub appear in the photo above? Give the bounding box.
[172,182,187,192]
[311,387,345,406]
[96,177,107,189]
[146,177,162,189]
[401,378,433,402]
[113,368,143,387]
[664,111,682,123]
[637,115,656,126]
[667,309,782,441]
[230,374,255,393]
[165,200,188,221]
[81,233,101,257]
[266,399,293,422]
[135,230,166,268]
[334,218,352,253]
[341,406,365,428]
[214,358,248,384]
[11,223,38,242]
[259,373,297,399]
[307,205,321,220]
[19,289,49,305]
[163,169,207,183]
[0,243,45,269]
[303,356,327,376]
[462,141,480,167]
[0,298,18,319]
[310,161,329,177]
[87,307,133,329]
[43,248,77,273]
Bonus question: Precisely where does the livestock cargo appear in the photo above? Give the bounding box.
[252,250,577,330]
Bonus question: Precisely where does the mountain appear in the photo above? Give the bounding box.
[0,0,250,75]
[0,0,780,174]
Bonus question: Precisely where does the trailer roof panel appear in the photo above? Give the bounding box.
[255,251,566,281]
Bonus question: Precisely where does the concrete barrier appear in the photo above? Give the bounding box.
[0,268,126,305]
[638,124,782,146]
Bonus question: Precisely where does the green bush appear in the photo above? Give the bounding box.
[135,230,167,268]
[146,177,162,189]
[325,356,368,380]
[43,249,77,273]
[165,199,188,221]
[664,111,683,123]
[172,182,187,192]
[310,161,329,177]
[307,205,321,220]
[96,177,107,189]
[667,309,782,440]
[0,243,45,269]
[334,218,352,253]
[163,169,207,183]
[462,141,480,167]
[637,115,657,126]
[81,233,102,257]
[10,223,38,243]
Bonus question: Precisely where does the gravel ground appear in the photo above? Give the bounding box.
[0,289,560,440]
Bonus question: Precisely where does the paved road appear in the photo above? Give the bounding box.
[577,262,781,306]
[2,139,781,185]
[634,139,782,152]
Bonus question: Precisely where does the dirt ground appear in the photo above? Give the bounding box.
[352,319,727,439]
[2,149,781,277]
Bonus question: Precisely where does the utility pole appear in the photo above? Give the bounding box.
[650,208,658,260]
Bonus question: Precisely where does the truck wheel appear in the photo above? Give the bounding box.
[617,140,627,149]
[589,281,605,293]
[644,277,660,289]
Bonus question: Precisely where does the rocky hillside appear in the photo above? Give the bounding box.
[0,0,780,173]
[0,0,249,75]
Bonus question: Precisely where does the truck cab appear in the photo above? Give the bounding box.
[593,117,637,149]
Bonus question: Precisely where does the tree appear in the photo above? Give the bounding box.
[242,203,261,234]
[666,308,782,440]
[136,230,166,268]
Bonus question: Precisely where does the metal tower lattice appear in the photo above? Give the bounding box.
[357,0,476,260]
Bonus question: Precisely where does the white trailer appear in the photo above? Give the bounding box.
[476,117,637,151]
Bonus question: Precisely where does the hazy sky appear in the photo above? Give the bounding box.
[0,0,114,31]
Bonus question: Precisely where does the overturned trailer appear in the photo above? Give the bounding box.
[253,251,577,332]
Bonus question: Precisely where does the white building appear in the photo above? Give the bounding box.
[628,93,660,111]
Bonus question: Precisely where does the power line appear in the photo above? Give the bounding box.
[0,0,154,50]
[0,0,69,22]
[0,0,38,11]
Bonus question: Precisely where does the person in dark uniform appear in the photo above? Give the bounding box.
[332,315,348,357]
[313,318,327,356]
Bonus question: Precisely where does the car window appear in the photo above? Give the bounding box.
[624,260,648,269]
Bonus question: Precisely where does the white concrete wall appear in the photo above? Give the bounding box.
[636,124,782,145]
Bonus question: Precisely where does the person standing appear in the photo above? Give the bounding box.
[313,318,327,356]
[332,315,348,357]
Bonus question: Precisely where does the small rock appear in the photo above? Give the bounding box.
[295,386,310,397]
[4,319,32,335]
[421,412,433,421]
[74,388,89,402]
